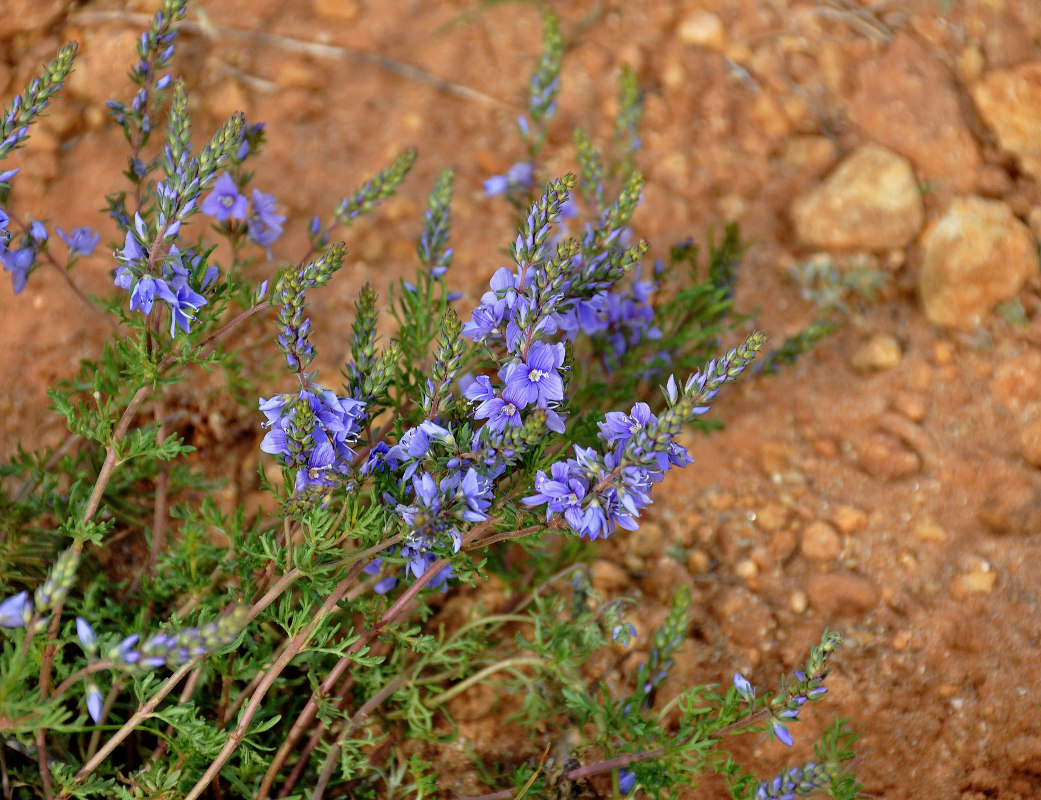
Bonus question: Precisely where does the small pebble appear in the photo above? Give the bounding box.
[677,10,726,50]
[914,518,948,542]
[801,520,842,562]
[850,334,902,371]
[687,548,711,575]
[832,505,867,534]
[789,590,808,614]
[735,558,759,579]
[952,568,997,596]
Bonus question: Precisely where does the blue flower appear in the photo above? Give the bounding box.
[618,769,636,794]
[85,682,104,724]
[259,388,367,492]
[247,188,285,256]
[1,246,34,294]
[76,617,97,651]
[771,717,794,747]
[599,402,652,447]
[201,173,248,221]
[733,673,755,703]
[483,161,533,197]
[504,340,565,408]
[156,279,207,335]
[57,226,100,256]
[129,275,164,313]
[472,383,526,432]
[0,591,32,628]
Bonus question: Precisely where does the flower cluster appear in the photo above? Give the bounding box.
[108,606,249,670]
[104,0,182,143]
[260,388,367,494]
[378,465,493,591]
[69,609,247,723]
[464,340,568,434]
[114,221,217,335]
[201,172,286,257]
[555,260,662,372]
[111,85,245,334]
[272,244,346,375]
[524,335,765,540]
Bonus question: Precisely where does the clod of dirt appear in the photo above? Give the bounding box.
[806,571,880,617]
[800,520,842,563]
[847,33,982,194]
[855,431,921,480]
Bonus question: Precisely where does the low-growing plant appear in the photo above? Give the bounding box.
[0,3,860,798]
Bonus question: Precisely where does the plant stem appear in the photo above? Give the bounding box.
[182,560,367,800]
[423,656,545,709]
[64,661,196,795]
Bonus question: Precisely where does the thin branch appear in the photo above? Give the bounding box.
[69,11,507,108]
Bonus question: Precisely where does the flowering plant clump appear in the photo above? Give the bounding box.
[0,3,860,799]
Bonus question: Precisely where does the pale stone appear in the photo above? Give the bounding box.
[850,334,902,371]
[791,144,923,250]
[992,349,1041,414]
[972,63,1041,181]
[914,519,948,542]
[781,136,837,172]
[735,558,759,579]
[832,505,867,534]
[952,569,997,596]
[918,197,1039,328]
[677,11,726,51]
